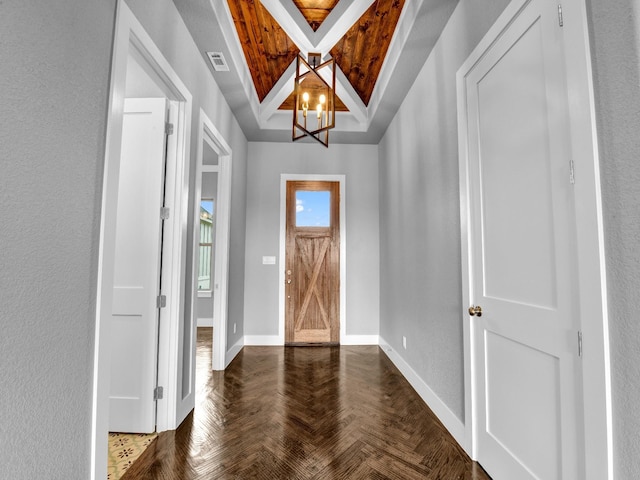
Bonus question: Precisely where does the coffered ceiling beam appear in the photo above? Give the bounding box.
[323,65,368,125]
[260,0,315,53]
[259,60,297,127]
[261,0,375,56]
[313,0,376,54]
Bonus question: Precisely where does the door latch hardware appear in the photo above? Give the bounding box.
[468,305,483,317]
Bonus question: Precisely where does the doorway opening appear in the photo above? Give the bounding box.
[92,4,194,479]
[190,109,233,373]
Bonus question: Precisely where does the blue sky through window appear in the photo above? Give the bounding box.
[201,200,214,214]
[296,190,330,227]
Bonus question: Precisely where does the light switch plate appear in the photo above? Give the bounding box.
[262,256,276,265]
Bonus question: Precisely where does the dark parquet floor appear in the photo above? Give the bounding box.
[122,328,491,479]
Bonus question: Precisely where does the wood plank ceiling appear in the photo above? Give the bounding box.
[227,0,406,110]
[292,0,340,31]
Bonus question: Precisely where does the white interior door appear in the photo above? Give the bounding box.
[109,97,168,433]
[462,1,583,478]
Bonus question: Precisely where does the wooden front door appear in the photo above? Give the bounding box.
[285,181,340,345]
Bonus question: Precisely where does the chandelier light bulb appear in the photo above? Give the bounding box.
[319,94,326,105]
[302,92,309,103]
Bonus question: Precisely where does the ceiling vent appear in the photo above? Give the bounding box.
[207,51,230,72]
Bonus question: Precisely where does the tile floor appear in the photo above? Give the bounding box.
[107,432,157,480]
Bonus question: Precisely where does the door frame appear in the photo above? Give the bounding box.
[456,0,612,477]
[91,2,193,479]
[278,175,346,345]
[190,109,233,373]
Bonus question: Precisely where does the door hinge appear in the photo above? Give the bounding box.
[558,4,564,27]
[165,122,174,135]
[157,294,167,309]
[578,331,583,358]
[153,386,164,400]
[569,159,575,184]
[160,207,170,220]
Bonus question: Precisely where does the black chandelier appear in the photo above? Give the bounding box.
[292,52,336,147]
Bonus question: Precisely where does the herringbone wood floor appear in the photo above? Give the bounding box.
[122,328,491,479]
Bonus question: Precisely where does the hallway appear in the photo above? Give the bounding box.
[122,328,490,479]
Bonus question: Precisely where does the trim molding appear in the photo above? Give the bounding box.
[379,336,467,452]
[225,338,244,368]
[197,317,213,327]
[244,335,283,346]
[341,334,379,345]
[243,335,379,346]
[196,110,233,372]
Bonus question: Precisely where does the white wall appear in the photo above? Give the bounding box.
[587,0,640,476]
[0,1,116,478]
[244,142,379,341]
[378,0,512,422]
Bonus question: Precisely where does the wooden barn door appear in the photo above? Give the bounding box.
[285,181,340,345]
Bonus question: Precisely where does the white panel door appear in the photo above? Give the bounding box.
[109,98,167,433]
[463,1,583,479]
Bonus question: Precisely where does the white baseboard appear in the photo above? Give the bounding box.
[378,336,466,450]
[244,335,283,346]
[341,334,379,345]
[225,337,244,367]
[243,334,380,346]
[197,317,213,327]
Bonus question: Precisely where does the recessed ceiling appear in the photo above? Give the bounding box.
[226,1,299,103]
[329,0,405,106]
[226,0,406,109]
[172,0,460,144]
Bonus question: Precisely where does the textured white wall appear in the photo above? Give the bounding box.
[0,1,117,478]
[243,142,380,339]
[378,0,512,422]
[587,0,640,476]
